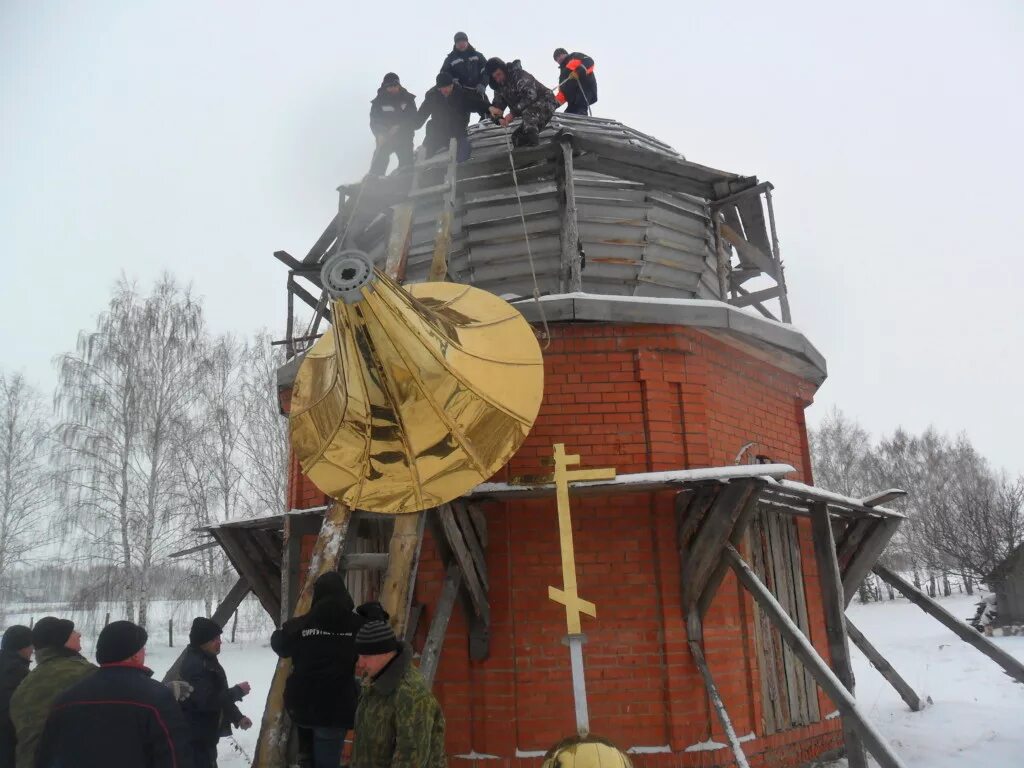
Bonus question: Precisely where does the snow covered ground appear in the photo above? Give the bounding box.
[6,592,1023,766]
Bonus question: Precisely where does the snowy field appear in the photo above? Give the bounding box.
[5,592,1023,766]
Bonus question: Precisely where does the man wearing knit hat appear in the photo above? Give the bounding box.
[350,602,446,768]
[34,620,191,768]
[415,71,490,161]
[440,32,488,92]
[369,72,418,176]
[0,626,32,765]
[179,616,251,768]
[9,617,95,767]
[485,57,559,147]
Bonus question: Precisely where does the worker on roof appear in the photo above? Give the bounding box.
[369,72,418,176]
[415,72,490,161]
[485,57,558,148]
[439,31,490,124]
[553,48,597,116]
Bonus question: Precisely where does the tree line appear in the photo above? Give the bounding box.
[809,407,1024,601]
[0,274,288,628]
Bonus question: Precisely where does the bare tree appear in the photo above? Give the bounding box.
[238,333,288,518]
[0,372,50,601]
[809,407,873,498]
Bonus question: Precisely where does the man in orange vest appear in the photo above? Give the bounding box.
[553,48,597,116]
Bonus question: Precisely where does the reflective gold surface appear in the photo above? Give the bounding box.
[542,738,634,768]
[290,270,544,514]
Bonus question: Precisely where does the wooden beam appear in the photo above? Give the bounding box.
[212,529,281,622]
[763,187,791,323]
[697,478,765,618]
[843,518,901,605]
[167,540,219,559]
[860,489,908,508]
[253,503,354,768]
[428,138,459,282]
[811,503,868,768]
[383,203,415,282]
[438,504,490,624]
[420,563,462,687]
[560,140,583,292]
[380,512,427,638]
[161,577,250,683]
[728,285,784,308]
[719,223,778,279]
[845,619,923,712]
[733,285,778,321]
[453,501,488,591]
[725,545,909,768]
[687,612,751,768]
[873,565,1024,686]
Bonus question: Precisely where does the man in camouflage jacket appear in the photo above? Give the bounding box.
[351,603,445,768]
[485,58,558,147]
[9,617,96,768]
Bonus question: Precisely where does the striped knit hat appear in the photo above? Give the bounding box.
[355,602,400,655]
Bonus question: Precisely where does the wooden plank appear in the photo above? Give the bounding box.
[843,518,901,605]
[785,514,820,721]
[860,489,908,508]
[765,511,805,725]
[874,565,1024,685]
[281,516,299,626]
[428,139,459,282]
[720,224,778,279]
[438,504,490,623]
[466,503,488,549]
[727,546,910,768]
[734,194,773,260]
[302,211,342,264]
[380,512,427,638]
[697,478,766,618]
[560,140,583,292]
[687,613,752,768]
[733,285,778,321]
[729,285,783,308]
[811,503,868,768]
[453,501,488,591]
[383,203,415,281]
[749,515,784,733]
[213,529,281,623]
[845,619,923,712]
[253,504,354,768]
[339,553,389,570]
[419,563,462,687]
[676,484,717,565]
[161,577,250,683]
[763,188,792,323]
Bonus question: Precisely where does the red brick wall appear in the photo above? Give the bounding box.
[285,321,843,766]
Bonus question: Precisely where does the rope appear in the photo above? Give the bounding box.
[501,123,551,349]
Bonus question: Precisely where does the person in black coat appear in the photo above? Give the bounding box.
[271,572,363,768]
[440,32,487,91]
[0,626,32,767]
[553,48,597,115]
[179,618,251,768]
[34,621,192,768]
[369,72,418,176]
[415,72,490,161]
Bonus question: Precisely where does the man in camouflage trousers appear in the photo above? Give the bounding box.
[485,57,558,148]
[9,617,96,768]
[350,602,446,768]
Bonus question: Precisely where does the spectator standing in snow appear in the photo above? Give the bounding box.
[0,626,32,766]
[34,620,192,768]
[553,48,597,115]
[439,32,490,121]
[415,72,490,161]
[9,617,95,768]
[369,73,418,176]
[179,617,252,768]
[485,58,558,147]
[271,572,364,768]
[350,602,445,768]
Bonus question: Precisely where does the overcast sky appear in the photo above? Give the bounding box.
[2,1,1021,474]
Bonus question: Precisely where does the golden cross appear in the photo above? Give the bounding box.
[547,443,616,635]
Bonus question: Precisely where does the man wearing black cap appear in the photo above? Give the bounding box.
[415,72,490,161]
[485,57,559,147]
[369,72,418,176]
[34,620,191,768]
[350,602,445,768]
[9,617,94,768]
[178,617,251,768]
[552,48,597,115]
[0,626,32,766]
[440,32,488,93]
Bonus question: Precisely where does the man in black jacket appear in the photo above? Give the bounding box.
[0,626,31,766]
[416,72,490,161]
[34,621,191,768]
[439,32,489,121]
[271,572,363,768]
[179,618,251,768]
[553,48,597,115]
[485,58,559,147]
[369,72,418,176]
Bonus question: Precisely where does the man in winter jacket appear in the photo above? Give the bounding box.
[415,72,490,161]
[0,626,32,766]
[369,72,418,176]
[350,603,445,768]
[35,620,192,768]
[271,572,364,768]
[179,618,251,768]
[9,617,95,768]
[485,58,558,147]
[553,48,597,115]
[439,32,489,121]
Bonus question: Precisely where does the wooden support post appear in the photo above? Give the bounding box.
[559,139,582,293]
[843,518,901,606]
[725,545,909,768]
[764,187,791,323]
[428,139,458,282]
[384,204,415,283]
[697,479,765,618]
[162,577,250,683]
[687,612,751,768]
[420,563,462,687]
[810,503,868,768]
[845,619,923,712]
[713,215,730,301]
[873,565,1024,685]
[253,503,354,768]
[380,512,427,638]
